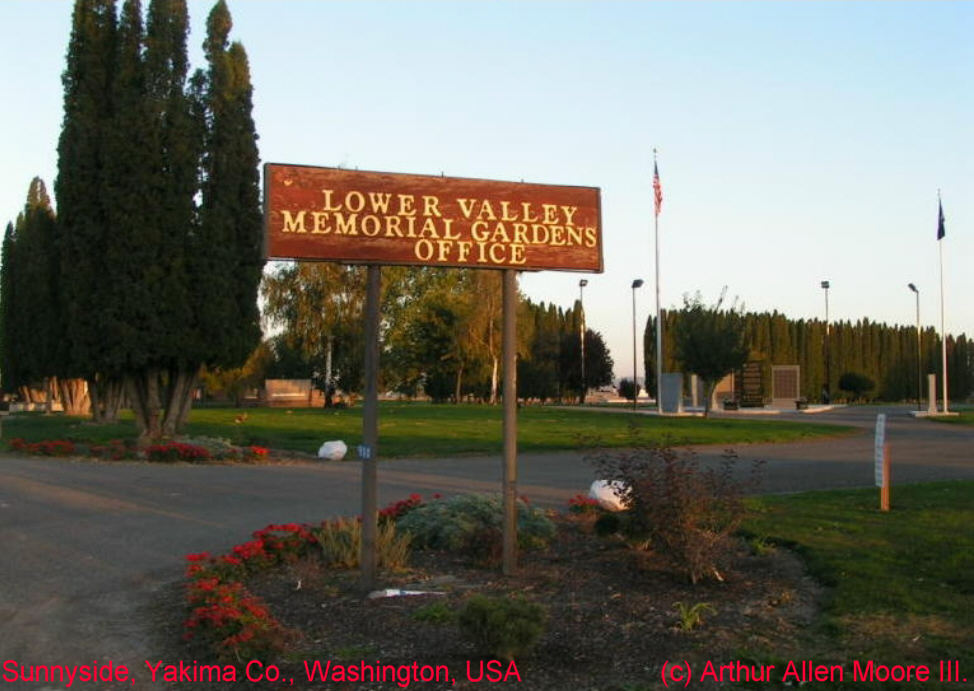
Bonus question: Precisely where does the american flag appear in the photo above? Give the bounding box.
[653,161,662,217]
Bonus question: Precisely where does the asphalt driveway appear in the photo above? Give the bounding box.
[1,404,971,688]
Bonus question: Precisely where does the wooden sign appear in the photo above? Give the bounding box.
[264,164,603,272]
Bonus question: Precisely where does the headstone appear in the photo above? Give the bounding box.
[264,379,324,407]
[771,365,801,409]
[927,374,937,414]
[660,372,684,413]
[736,362,764,407]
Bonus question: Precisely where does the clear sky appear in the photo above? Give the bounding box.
[1,1,970,380]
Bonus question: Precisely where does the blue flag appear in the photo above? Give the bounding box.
[937,199,946,240]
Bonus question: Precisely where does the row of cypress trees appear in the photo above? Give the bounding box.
[644,310,973,403]
[1,0,262,441]
[518,300,614,403]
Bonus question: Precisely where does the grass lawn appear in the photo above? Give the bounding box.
[927,411,974,427]
[744,481,974,689]
[1,402,852,458]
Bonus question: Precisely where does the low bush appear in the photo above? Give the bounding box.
[87,439,133,460]
[838,371,875,401]
[378,492,438,523]
[411,601,455,625]
[589,442,761,583]
[313,517,411,570]
[396,493,555,562]
[9,438,76,456]
[458,595,546,660]
[184,571,292,662]
[145,442,212,463]
[673,601,716,631]
[566,493,601,515]
[617,377,640,402]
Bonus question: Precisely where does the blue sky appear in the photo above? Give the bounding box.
[1,1,970,379]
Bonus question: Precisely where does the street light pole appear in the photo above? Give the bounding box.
[632,279,644,411]
[908,283,921,412]
[821,280,831,403]
[579,279,588,405]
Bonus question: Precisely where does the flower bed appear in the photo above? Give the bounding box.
[184,523,320,661]
[7,437,272,463]
[8,438,77,456]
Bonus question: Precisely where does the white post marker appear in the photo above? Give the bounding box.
[874,414,886,487]
[874,413,891,511]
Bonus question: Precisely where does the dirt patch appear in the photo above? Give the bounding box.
[166,517,829,690]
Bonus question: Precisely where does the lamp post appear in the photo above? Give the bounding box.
[578,279,588,404]
[908,283,922,412]
[821,280,831,403]
[632,279,644,411]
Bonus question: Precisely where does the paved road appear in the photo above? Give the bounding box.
[0,405,971,687]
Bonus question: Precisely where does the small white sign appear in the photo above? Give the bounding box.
[357,444,373,460]
[874,414,886,487]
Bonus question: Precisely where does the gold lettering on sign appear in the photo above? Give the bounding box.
[282,210,307,233]
[274,180,599,269]
[423,196,442,217]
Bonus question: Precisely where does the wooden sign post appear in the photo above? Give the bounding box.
[264,164,603,586]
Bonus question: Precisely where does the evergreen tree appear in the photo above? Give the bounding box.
[94,0,148,421]
[55,0,117,406]
[53,0,262,439]
[196,0,263,368]
[0,222,20,395]
[559,327,614,400]
[13,180,61,406]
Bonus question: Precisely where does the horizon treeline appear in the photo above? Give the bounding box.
[645,310,973,403]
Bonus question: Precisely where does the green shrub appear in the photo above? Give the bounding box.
[589,442,761,583]
[838,371,875,401]
[411,601,454,624]
[396,493,555,561]
[458,595,546,660]
[618,378,640,402]
[673,601,716,631]
[593,511,622,536]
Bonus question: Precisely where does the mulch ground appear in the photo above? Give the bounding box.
[167,515,827,690]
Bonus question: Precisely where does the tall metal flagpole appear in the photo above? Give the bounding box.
[653,150,663,415]
[938,192,948,413]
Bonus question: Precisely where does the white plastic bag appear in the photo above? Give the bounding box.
[317,440,347,461]
[588,479,628,512]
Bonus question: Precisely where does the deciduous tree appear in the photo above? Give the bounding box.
[672,291,748,416]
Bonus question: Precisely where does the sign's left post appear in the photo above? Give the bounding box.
[360,265,381,589]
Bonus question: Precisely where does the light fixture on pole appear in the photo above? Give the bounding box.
[632,279,644,411]
[908,283,922,412]
[821,280,831,403]
[579,279,588,405]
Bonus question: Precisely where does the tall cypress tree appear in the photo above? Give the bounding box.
[15,180,60,396]
[90,0,148,421]
[118,0,200,440]
[52,0,264,437]
[195,0,263,375]
[0,221,19,395]
[55,0,117,406]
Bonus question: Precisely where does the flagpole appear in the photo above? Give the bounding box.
[938,193,948,413]
[653,150,663,415]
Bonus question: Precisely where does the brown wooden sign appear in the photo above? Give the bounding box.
[264,164,603,272]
